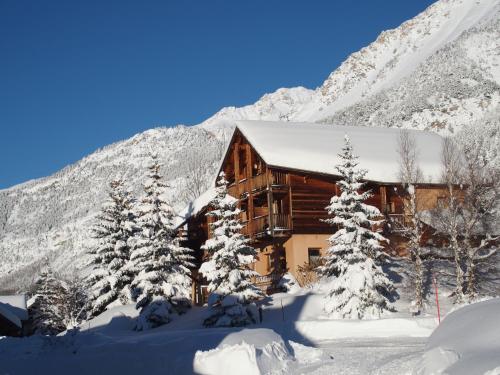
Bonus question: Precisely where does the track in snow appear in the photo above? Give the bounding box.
[294,337,426,375]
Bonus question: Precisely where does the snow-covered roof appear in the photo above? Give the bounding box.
[0,295,28,328]
[174,187,239,227]
[174,188,217,228]
[234,120,444,184]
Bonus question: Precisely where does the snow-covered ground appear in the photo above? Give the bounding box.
[0,310,430,375]
[1,283,499,374]
[0,280,441,375]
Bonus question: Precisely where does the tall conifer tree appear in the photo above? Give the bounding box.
[200,172,262,327]
[319,136,394,319]
[86,179,138,317]
[130,156,193,330]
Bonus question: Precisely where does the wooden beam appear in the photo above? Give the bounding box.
[233,142,240,201]
[288,173,293,231]
[246,144,254,235]
[380,186,387,213]
[267,168,274,237]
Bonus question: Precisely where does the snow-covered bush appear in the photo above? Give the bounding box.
[203,293,259,327]
[296,262,320,287]
[200,172,262,327]
[319,135,394,319]
[278,273,301,293]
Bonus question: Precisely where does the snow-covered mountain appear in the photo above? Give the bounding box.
[296,0,500,134]
[1,0,499,290]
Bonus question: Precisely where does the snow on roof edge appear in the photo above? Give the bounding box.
[174,185,240,228]
[0,303,23,329]
[174,188,217,228]
[234,120,444,184]
[0,295,28,321]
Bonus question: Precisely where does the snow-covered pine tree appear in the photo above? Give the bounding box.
[59,276,88,329]
[130,156,194,330]
[318,135,394,319]
[30,266,66,335]
[199,172,262,327]
[86,179,138,317]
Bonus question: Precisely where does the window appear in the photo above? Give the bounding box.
[308,248,321,267]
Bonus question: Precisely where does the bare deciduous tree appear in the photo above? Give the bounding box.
[397,129,426,312]
[436,134,499,302]
[458,132,499,300]
[439,137,465,302]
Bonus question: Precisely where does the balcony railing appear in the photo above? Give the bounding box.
[241,213,291,238]
[270,171,288,186]
[273,213,291,231]
[385,214,412,233]
[228,171,289,198]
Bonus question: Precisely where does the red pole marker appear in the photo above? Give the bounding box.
[433,273,441,324]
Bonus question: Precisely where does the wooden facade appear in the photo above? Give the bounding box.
[185,128,448,300]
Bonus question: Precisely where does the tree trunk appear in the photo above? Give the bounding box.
[451,235,464,303]
[414,251,424,310]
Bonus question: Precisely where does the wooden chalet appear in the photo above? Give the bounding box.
[179,121,447,301]
[0,295,29,337]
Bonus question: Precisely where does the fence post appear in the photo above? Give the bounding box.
[433,273,441,324]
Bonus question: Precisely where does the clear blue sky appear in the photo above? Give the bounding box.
[0,0,435,189]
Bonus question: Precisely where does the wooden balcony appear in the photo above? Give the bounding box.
[386,214,412,233]
[228,171,289,198]
[241,213,292,239]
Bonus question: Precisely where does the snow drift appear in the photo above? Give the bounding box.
[193,328,332,375]
[193,329,292,375]
[416,298,500,375]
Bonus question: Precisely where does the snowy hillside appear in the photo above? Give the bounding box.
[199,86,314,137]
[296,0,500,134]
[1,0,499,288]
[0,126,225,287]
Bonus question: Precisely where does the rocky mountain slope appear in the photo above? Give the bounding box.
[1,0,499,290]
[296,0,500,134]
